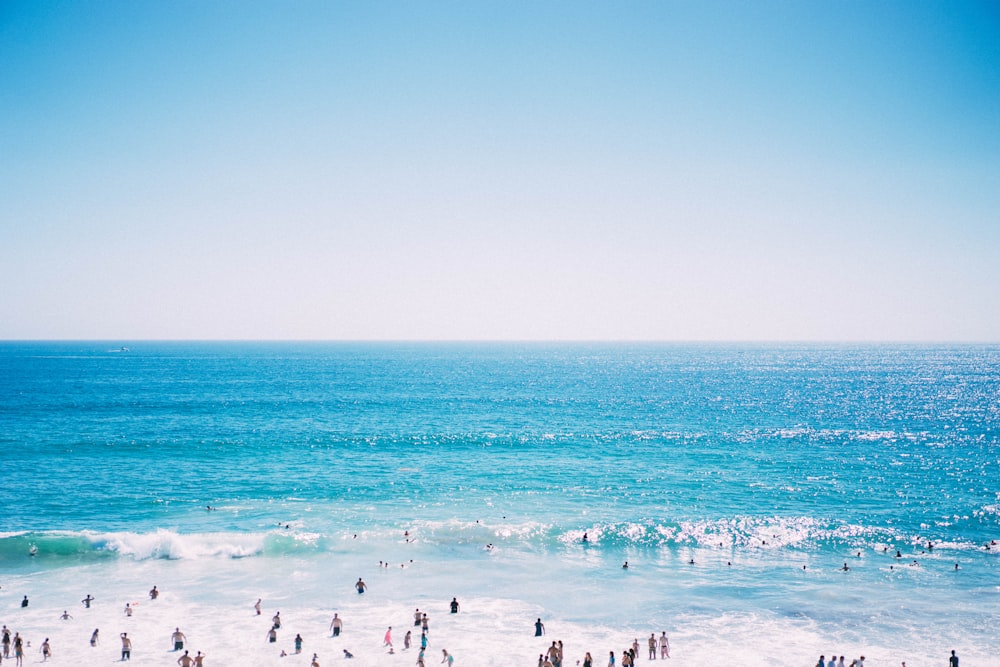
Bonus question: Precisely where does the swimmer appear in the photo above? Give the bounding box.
[272,612,282,629]
[125,603,133,617]
[90,629,99,647]
[295,633,303,653]
[194,651,205,666]
[40,637,51,661]
[384,627,393,647]
[21,596,28,607]
[343,649,354,658]
[842,563,850,571]
[330,613,343,637]
[82,594,94,608]
[254,598,262,615]
[414,609,422,626]
[171,627,187,651]
[450,598,460,613]
[267,627,277,644]
[441,649,454,666]
[404,630,412,649]
[177,650,194,667]
[534,618,545,636]
[149,585,159,599]
[622,561,628,569]
[120,633,132,661]
[59,610,72,620]
[311,654,320,667]
[355,578,367,594]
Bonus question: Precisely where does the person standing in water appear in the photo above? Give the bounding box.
[120,632,132,661]
[330,613,343,637]
[534,618,545,636]
[171,628,187,651]
[355,578,367,594]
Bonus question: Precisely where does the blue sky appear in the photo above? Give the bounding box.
[2,1,998,340]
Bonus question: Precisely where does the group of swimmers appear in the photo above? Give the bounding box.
[816,654,865,667]
[613,634,670,666]
[1,584,211,665]
[255,586,459,666]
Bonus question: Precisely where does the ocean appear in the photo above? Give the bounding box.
[0,342,997,667]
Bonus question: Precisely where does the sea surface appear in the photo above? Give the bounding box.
[0,342,997,667]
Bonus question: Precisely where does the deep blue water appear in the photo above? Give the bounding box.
[1,342,998,664]
[3,342,997,540]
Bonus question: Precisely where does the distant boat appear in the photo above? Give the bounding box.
[109,346,130,353]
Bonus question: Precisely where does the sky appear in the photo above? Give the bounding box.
[1,1,999,341]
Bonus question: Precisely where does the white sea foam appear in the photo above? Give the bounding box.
[1,554,993,667]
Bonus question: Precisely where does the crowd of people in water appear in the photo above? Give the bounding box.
[533,632,672,667]
[3,530,987,664]
[0,584,209,666]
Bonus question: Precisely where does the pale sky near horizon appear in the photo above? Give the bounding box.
[2,1,999,341]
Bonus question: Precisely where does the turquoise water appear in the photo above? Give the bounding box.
[1,343,998,666]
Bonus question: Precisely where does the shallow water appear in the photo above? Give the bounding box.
[1,342,997,666]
